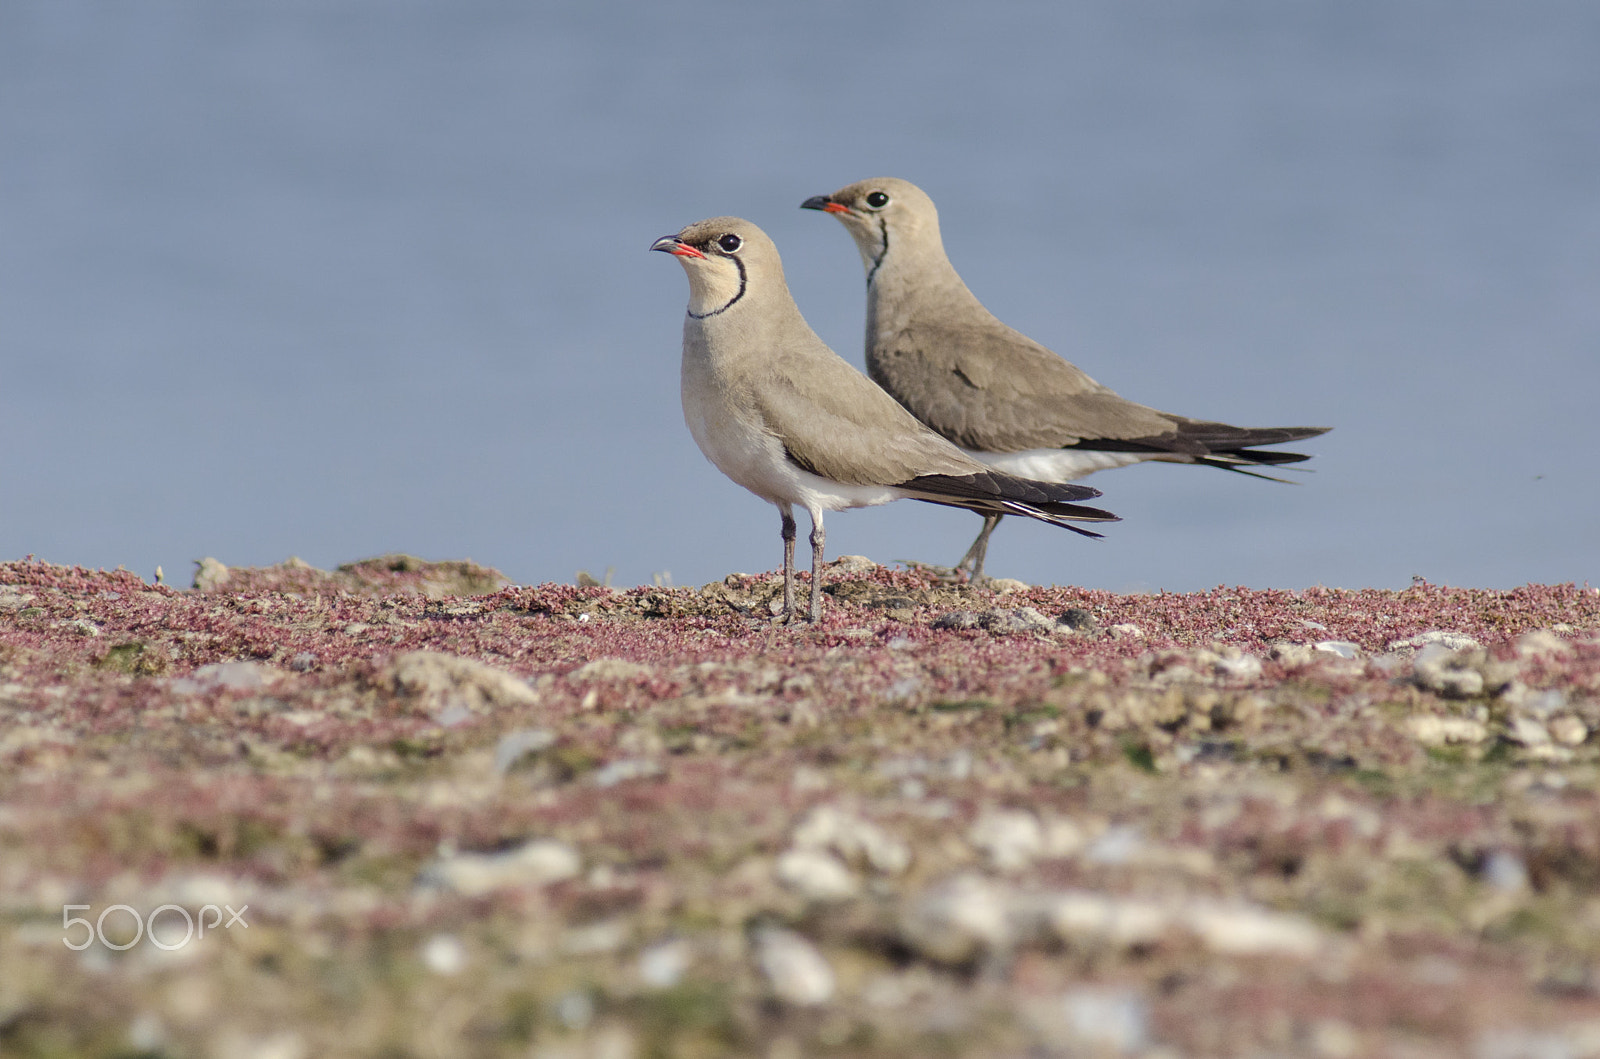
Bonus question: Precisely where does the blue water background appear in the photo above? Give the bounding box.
[3,2,1596,591]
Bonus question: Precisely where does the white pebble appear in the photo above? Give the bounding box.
[493,728,557,774]
[1406,715,1489,746]
[754,928,834,1006]
[421,933,466,975]
[418,839,580,896]
[899,874,1012,964]
[1482,851,1528,893]
[791,806,911,875]
[590,758,663,788]
[774,848,859,902]
[1549,715,1589,746]
[638,939,693,989]
[1182,903,1322,957]
[968,810,1044,872]
[553,990,594,1029]
[1063,988,1149,1053]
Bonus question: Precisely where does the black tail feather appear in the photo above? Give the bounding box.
[896,470,1119,534]
[901,471,1103,508]
[1066,423,1330,464]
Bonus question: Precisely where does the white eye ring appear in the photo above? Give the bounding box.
[717,233,743,253]
[864,190,890,209]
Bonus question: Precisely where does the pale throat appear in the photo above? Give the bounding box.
[683,261,745,318]
[855,239,883,275]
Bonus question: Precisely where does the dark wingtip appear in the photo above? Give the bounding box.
[1040,503,1120,524]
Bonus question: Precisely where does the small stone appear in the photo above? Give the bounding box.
[494,728,557,774]
[1057,607,1098,632]
[212,1030,306,1059]
[1514,687,1568,716]
[590,758,663,788]
[1406,715,1489,746]
[574,658,653,681]
[1482,851,1528,892]
[1269,642,1317,667]
[561,919,629,956]
[638,939,693,989]
[386,651,540,715]
[1549,715,1588,746]
[126,1013,165,1053]
[1309,1019,1361,1059]
[432,703,473,728]
[1473,1030,1575,1059]
[791,806,911,875]
[1315,640,1361,660]
[1212,651,1264,682]
[192,557,231,592]
[427,599,487,619]
[287,652,319,673]
[1048,892,1170,949]
[754,927,835,1006]
[876,597,917,620]
[932,611,979,630]
[1182,903,1322,957]
[1413,644,1485,698]
[774,848,859,902]
[1084,825,1142,865]
[1108,623,1144,639]
[979,608,1053,635]
[1041,817,1089,858]
[899,874,1012,964]
[1506,716,1551,747]
[986,577,1029,594]
[1387,630,1481,655]
[0,588,36,611]
[969,810,1044,872]
[421,934,467,975]
[1515,629,1573,660]
[553,990,595,1030]
[1062,988,1149,1054]
[418,839,580,896]
[828,555,878,574]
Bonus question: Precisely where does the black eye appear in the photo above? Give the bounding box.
[717,233,742,253]
[865,191,890,209]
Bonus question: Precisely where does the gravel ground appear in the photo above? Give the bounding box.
[3,555,1600,1058]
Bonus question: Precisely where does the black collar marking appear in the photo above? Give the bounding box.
[687,252,747,319]
[864,215,890,288]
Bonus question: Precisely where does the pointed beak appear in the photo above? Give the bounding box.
[650,235,705,258]
[800,195,850,214]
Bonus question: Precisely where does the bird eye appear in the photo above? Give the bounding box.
[717,233,743,253]
[865,191,890,209]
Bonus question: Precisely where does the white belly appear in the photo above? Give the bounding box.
[683,374,900,516]
[962,446,1160,483]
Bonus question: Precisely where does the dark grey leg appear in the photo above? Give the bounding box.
[807,516,826,622]
[957,514,1003,583]
[780,507,797,620]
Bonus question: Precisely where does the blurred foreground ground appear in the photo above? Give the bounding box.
[3,556,1600,1058]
